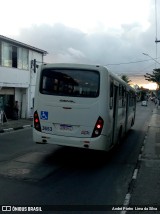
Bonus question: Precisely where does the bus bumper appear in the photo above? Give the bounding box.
[33,129,111,151]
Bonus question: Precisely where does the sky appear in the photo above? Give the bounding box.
[1,0,160,89]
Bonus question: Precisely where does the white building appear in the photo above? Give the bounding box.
[0,35,47,119]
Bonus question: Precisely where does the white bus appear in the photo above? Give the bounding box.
[33,63,136,151]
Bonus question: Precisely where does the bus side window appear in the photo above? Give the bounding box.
[118,84,123,108]
[110,80,113,109]
[129,92,136,107]
[122,86,126,107]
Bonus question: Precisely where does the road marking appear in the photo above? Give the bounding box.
[3,128,14,132]
[23,125,32,128]
[123,193,131,206]
[132,169,138,180]
[141,145,144,153]
[120,193,131,214]
[138,154,142,160]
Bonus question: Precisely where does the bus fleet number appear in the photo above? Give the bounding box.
[42,126,52,132]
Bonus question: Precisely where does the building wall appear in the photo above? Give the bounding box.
[0,41,45,119]
[14,50,43,118]
[0,66,30,88]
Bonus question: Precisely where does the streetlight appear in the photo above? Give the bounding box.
[142,53,160,65]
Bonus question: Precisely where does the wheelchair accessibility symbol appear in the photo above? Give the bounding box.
[40,111,48,120]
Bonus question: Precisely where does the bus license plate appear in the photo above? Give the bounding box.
[60,124,73,131]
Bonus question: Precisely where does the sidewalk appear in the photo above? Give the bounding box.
[0,118,33,133]
[130,107,160,210]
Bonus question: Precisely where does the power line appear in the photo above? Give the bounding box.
[139,62,156,73]
[105,57,160,66]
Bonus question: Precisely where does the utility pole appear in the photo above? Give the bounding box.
[155,0,159,68]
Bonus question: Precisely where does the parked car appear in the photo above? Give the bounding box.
[141,100,147,106]
[150,96,155,102]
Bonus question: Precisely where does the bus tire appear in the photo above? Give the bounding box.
[131,118,134,127]
[117,127,122,145]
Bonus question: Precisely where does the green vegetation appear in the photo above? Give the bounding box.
[144,68,160,90]
[121,75,131,84]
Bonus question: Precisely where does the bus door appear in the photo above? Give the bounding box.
[125,91,129,133]
[112,82,119,145]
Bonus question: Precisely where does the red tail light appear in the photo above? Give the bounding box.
[92,117,104,138]
[34,111,41,132]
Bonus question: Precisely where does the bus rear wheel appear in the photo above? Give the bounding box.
[117,127,122,145]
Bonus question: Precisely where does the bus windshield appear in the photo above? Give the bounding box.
[40,68,100,98]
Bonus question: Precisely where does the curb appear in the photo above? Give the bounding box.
[0,125,32,133]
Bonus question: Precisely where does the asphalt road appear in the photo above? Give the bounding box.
[0,101,155,214]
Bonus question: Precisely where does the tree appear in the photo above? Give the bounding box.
[121,75,131,84]
[144,68,160,90]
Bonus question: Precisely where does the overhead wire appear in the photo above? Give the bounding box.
[105,57,160,66]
